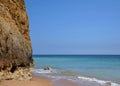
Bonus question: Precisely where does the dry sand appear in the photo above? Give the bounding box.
[0,75,53,86]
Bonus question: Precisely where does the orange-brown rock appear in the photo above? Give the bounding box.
[0,0,33,80]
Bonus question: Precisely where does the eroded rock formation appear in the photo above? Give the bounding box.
[0,0,33,80]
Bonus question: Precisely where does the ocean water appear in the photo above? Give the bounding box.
[33,55,120,86]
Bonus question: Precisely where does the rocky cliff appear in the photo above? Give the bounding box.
[0,0,33,80]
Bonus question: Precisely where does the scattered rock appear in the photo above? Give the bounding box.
[0,67,33,80]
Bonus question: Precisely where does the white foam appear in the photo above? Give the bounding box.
[34,69,52,73]
[34,68,57,74]
[78,76,120,86]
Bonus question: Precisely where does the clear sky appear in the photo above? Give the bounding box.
[25,0,120,55]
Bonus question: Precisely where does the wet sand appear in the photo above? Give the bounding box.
[53,79,81,86]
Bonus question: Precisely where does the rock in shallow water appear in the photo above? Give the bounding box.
[44,67,52,70]
[0,0,33,80]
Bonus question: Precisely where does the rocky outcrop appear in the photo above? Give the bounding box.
[0,0,33,80]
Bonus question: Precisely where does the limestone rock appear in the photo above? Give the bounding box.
[0,0,33,80]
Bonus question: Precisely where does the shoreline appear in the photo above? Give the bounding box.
[0,74,82,86]
[0,75,53,86]
[1,73,120,86]
[33,71,120,86]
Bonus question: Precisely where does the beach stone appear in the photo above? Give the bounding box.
[0,0,33,80]
[44,67,52,70]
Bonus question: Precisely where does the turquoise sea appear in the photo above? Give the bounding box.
[33,55,120,86]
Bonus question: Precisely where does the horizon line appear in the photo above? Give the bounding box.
[32,54,120,56]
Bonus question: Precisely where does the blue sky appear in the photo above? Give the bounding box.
[25,0,120,55]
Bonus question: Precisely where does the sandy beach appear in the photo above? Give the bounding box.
[0,75,53,86]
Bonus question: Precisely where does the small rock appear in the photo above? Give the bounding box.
[44,67,52,70]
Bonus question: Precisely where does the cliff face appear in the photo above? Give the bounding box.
[0,0,33,80]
